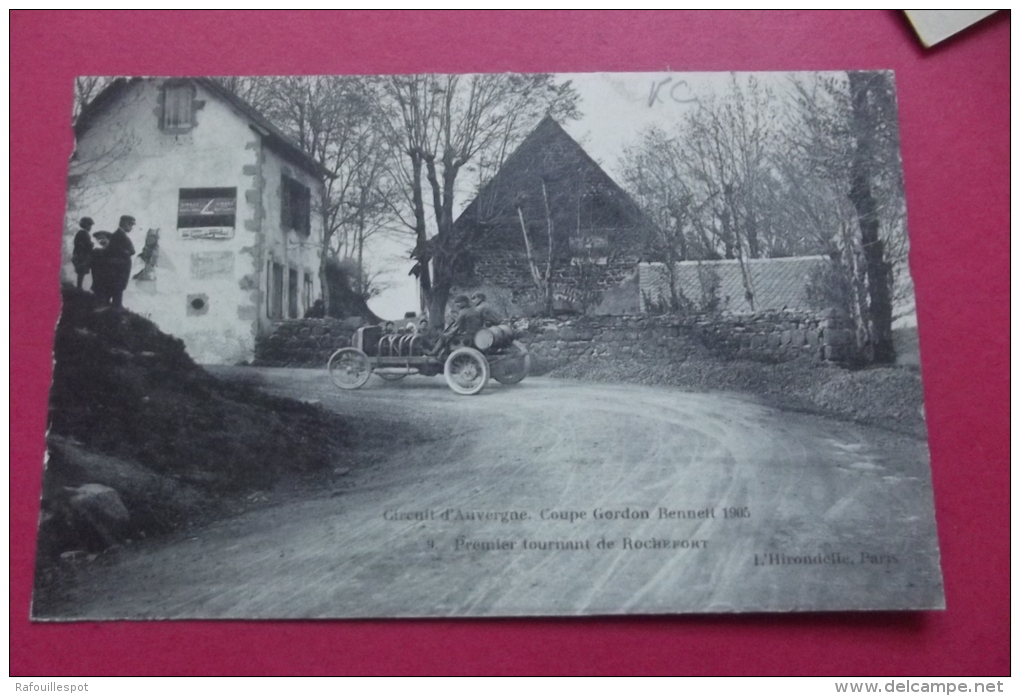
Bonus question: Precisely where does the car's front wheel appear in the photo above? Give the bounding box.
[443,347,490,396]
[328,347,372,390]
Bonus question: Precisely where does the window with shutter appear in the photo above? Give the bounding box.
[280,178,292,230]
[161,83,196,132]
[281,175,311,235]
[288,268,299,318]
[303,272,313,314]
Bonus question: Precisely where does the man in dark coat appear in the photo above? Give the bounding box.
[71,217,95,290]
[471,291,503,327]
[429,295,483,356]
[108,215,136,308]
[89,231,115,305]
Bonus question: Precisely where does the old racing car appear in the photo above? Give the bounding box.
[327,323,530,396]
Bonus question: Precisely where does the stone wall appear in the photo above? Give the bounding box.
[515,309,857,374]
[253,308,858,370]
[690,308,857,363]
[253,318,358,366]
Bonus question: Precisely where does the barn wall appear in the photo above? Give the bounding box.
[455,251,642,316]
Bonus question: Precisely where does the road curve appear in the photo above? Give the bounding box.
[42,370,944,619]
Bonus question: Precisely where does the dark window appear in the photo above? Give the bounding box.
[162,82,196,131]
[281,176,311,235]
[178,188,237,229]
[288,268,299,319]
[270,263,285,320]
[266,261,273,317]
[303,272,314,314]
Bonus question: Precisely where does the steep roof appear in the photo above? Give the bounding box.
[73,77,333,180]
[640,256,830,314]
[454,115,657,239]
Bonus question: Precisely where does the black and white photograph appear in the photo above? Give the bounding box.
[34,71,943,619]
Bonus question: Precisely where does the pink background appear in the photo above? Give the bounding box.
[10,11,1010,676]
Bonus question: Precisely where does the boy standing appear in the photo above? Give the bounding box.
[71,217,94,290]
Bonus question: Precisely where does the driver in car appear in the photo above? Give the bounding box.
[429,295,483,356]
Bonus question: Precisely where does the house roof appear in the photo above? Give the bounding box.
[454,115,657,236]
[73,77,333,181]
[640,256,831,314]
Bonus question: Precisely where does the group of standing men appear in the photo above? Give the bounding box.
[71,215,136,308]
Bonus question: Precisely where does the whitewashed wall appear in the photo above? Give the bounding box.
[64,79,324,364]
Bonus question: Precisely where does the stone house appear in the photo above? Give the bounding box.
[65,77,330,364]
[451,116,658,315]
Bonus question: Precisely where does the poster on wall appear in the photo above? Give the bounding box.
[178,187,237,239]
[180,227,234,240]
[35,71,943,620]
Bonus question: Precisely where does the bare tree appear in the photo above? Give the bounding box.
[327,120,397,300]
[209,76,275,114]
[73,76,115,122]
[228,76,397,312]
[620,128,703,310]
[620,77,788,311]
[375,73,581,323]
[619,71,907,361]
[846,71,897,362]
[67,83,142,220]
[681,76,785,309]
[788,71,904,362]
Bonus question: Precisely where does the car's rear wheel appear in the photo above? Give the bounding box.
[443,347,490,396]
[490,340,531,385]
[328,347,372,390]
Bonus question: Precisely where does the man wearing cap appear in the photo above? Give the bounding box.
[471,291,503,328]
[89,231,115,304]
[429,294,483,356]
[108,215,137,308]
[71,217,94,290]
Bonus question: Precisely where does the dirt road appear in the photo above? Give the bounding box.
[45,369,943,618]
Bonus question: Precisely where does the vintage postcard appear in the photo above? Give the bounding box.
[34,71,943,619]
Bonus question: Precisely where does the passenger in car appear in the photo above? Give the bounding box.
[472,292,503,327]
[429,295,482,356]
